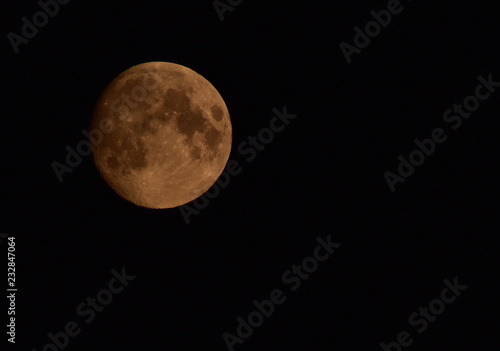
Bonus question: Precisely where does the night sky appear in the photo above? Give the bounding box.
[1,0,500,350]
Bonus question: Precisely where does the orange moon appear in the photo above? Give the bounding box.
[90,62,232,209]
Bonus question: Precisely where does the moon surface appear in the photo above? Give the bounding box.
[90,61,232,209]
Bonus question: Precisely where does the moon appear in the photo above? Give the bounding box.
[90,61,232,209]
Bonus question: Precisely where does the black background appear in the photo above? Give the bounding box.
[1,0,499,350]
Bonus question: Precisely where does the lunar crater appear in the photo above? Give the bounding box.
[91,62,232,209]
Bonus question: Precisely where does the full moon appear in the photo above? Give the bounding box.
[90,61,232,209]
